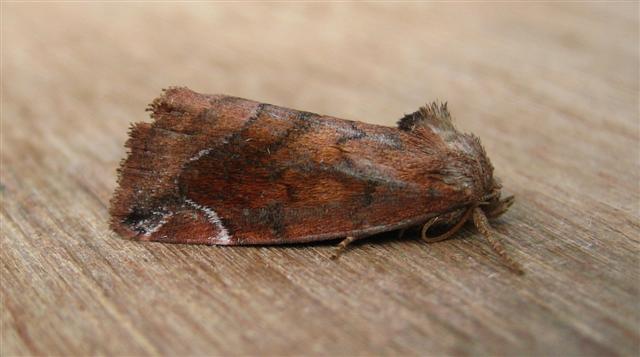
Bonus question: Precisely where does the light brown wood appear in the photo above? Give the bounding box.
[2,3,638,356]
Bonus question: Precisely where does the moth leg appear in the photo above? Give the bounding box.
[331,236,361,260]
[472,207,524,275]
[397,228,407,239]
[485,195,515,219]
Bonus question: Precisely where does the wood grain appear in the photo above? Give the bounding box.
[1,3,638,356]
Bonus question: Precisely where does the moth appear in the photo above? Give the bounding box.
[110,87,522,273]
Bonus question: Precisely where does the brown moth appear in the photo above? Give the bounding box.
[110,87,522,273]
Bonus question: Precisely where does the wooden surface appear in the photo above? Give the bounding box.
[2,3,639,356]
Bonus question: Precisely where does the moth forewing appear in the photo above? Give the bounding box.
[110,87,521,273]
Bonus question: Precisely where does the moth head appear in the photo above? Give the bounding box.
[453,132,513,218]
[445,133,497,201]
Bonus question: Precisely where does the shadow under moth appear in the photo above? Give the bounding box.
[110,87,523,274]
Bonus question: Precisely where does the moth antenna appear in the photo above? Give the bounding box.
[421,207,473,243]
[331,236,358,260]
[472,207,524,275]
